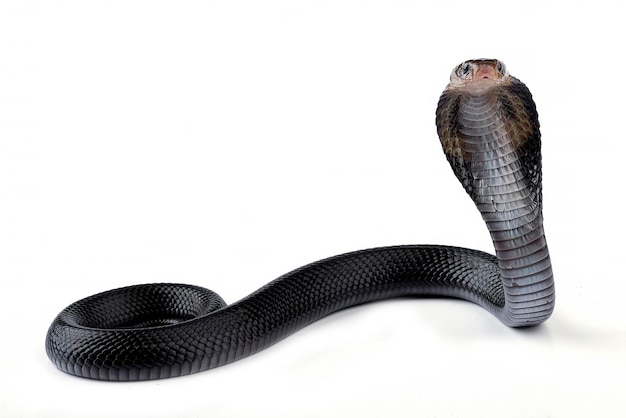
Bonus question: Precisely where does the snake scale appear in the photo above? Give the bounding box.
[46,59,555,381]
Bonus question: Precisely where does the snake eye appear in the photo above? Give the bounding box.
[496,61,507,76]
[457,62,471,78]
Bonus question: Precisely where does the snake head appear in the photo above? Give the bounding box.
[447,59,510,93]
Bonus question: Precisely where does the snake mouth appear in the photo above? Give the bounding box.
[475,63,499,80]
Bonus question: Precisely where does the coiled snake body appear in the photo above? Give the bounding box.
[46,59,555,381]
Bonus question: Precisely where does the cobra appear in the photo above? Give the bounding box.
[46,59,555,381]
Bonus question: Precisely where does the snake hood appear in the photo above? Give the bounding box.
[436,58,542,209]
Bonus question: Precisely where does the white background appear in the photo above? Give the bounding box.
[1,1,624,417]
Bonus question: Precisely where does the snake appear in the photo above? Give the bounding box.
[46,59,555,381]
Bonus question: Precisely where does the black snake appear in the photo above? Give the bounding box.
[46,59,555,381]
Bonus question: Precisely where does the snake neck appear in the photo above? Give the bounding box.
[436,81,555,326]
